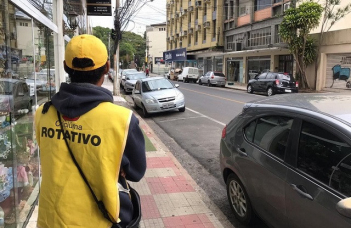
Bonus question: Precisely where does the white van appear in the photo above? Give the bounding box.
[177,67,199,83]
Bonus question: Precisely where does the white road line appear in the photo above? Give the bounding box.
[187,108,226,126]
[157,116,204,123]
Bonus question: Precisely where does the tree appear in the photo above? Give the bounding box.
[280,1,323,89]
[119,32,146,68]
[313,0,351,88]
[92,26,112,59]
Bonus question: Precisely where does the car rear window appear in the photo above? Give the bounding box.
[278,74,294,81]
[214,72,225,77]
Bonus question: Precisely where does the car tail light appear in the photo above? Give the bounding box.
[296,81,299,88]
[211,76,214,79]
[275,79,279,85]
[222,125,227,139]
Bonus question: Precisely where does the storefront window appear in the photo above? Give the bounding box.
[247,56,271,82]
[0,2,55,226]
[227,58,243,83]
[205,57,212,73]
[198,58,204,76]
[214,57,222,72]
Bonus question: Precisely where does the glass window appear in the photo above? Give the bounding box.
[255,0,272,11]
[267,73,276,79]
[248,27,271,47]
[253,116,293,160]
[257,73,267,79]
[244,120,256,142]
[298,122,351,196]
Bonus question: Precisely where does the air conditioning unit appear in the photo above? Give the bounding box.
[170,0,174,5]
[170,36,174,41]
[166,3,170,8]
[175,13,179,18]
[183,9,187,13]
[183,30,188,36]
[203,21,210,28]
[176,33,179,38]
[188,28,194,34]
[195,1,202,8]
[188,6,194,12]
[196,24,201,31]
[283,2,290,12]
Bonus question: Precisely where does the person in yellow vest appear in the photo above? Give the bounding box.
[35,34,146,228]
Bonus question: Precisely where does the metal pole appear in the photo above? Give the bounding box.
[113,0,120,96]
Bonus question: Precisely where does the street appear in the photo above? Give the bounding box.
[124,80,270,228]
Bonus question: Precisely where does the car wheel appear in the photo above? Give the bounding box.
[208,80,211,87]
[347,81,351,88]
[199,79,202,85]
[247,85,253,94]
[267,87,274,96]
[227,173,255,225]
[27,101,32,112]
[132,98,139,109]
[179,106,185,112]
[141,104,149,118]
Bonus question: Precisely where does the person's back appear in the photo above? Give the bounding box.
[35,34,146,228]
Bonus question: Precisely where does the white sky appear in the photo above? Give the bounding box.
[89,0,166,36]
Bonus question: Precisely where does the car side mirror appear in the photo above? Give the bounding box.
[175,84,179,88]
[134,90,141,94]
[336,197,351,218]
[126,77,130,80]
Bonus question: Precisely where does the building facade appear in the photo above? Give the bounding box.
[223,0,293,85]
[0,0,86,226]
[145,23,167,74]
[165,0,225,77]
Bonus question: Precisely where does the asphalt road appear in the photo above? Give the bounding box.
[124,81,269,228]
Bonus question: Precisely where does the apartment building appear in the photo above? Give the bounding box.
[164,0,224,76]
[146,23,167,74]
[223,0,292,85]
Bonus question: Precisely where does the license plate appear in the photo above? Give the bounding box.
[162,102,174,108]
[285,89,292,92]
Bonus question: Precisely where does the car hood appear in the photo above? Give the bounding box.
[125,79,138,85]
[144,88,180,99]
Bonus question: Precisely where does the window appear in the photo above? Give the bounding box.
[253,116,293,159]
[212,20,216,39]
[240,6,247,15]
[20,22,28,26]
[244,120,256,142]
[159,28,166,31]
[255,0,272,11]
[203,29,206,42]
[248,27,271,47]
[267,73,276,79]
[226,33,244,51]
[227,36,233,50]
[298,122,351,196]
[257,73,267,79]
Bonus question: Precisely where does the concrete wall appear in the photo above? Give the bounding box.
[306,28,351,90]
[146,24,167,72]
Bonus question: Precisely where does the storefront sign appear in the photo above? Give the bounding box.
[163,48,187,62]
[154,57,165,64]
[87,0,112,16]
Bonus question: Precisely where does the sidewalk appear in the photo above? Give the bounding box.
[106,80,233,228]
[27,79,232,228]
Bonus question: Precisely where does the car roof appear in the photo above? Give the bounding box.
[246,94,351,124]
[0,78,22,83]
[139,77,165,82]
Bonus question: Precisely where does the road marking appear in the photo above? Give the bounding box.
[181,87,246,104]
[158,116,204,123]
[187,108,226,126]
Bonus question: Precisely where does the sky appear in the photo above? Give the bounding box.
[89,0,166,36]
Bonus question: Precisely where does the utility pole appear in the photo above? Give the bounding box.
[113,0,120,96]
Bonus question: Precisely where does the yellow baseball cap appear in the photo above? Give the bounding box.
[65,34,108,71]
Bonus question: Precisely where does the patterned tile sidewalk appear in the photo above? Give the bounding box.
[131,112,230,228]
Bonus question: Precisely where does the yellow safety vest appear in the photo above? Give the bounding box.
[35,102,132,228]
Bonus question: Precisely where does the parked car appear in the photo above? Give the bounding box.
[120,69,138,86]
[198,71,226,87]
[177,67,199,83]
[247,72,298,96]
[121,72,147,93]
[132,77,185,117]
[220,94,351,228]
[0,79,33,115]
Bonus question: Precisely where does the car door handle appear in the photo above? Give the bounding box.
[291,184,314,201]
[237,148,248,157]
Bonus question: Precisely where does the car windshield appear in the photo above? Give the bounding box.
[142,79,174,92]
[126,73,146,80]
[214,72,225,77]
[0,81,13,95]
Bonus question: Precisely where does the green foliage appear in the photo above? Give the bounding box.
[280,1,323,89]
[92,26,111,53]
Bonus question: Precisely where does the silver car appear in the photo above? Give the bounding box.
[198,71,226,87]
[220,94,351,228]
[132,77,185,117]
[121,72,146,93]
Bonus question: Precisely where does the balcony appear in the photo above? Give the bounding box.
[203,15,207,22]
[212,10,217,20]
[254,8,272,22]
[237,14,250,27]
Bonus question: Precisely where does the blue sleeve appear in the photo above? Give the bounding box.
[121,114,146,182]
